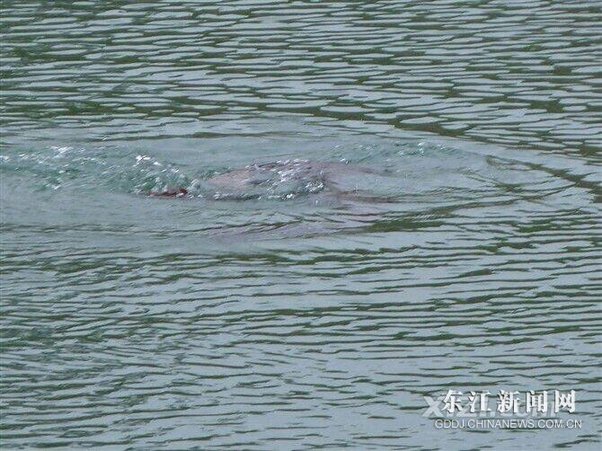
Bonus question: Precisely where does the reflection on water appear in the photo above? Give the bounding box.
[1,1,601,449]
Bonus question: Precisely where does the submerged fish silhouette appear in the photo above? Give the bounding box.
[150,159,391,202]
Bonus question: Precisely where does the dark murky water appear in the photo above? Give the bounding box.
[1,1,601,449]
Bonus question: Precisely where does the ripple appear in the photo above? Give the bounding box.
[1,0,601,449]
[2,1,602,155]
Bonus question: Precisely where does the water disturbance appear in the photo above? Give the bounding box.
[1,1,601,449]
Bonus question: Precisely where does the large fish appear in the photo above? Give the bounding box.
[150,159,392,203]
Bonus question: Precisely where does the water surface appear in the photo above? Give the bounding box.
[1,1,601,449]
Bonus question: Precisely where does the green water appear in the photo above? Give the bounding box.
[1,1,601,449]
